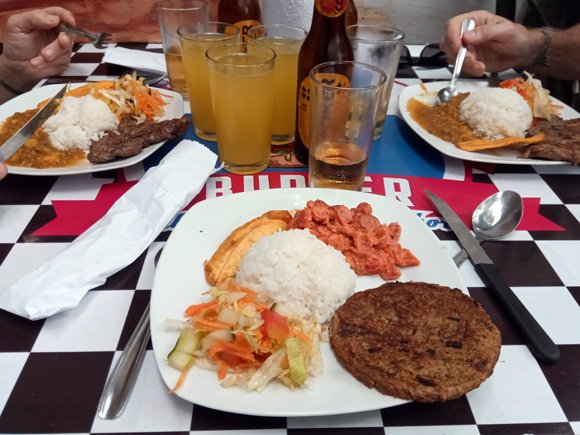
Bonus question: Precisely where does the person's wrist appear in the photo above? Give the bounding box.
[0,55,38,94]
[517,28,552,70]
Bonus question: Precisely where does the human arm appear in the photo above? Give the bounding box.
[440,9,580,81]
[0,162,7,180]
[0,7,75,104]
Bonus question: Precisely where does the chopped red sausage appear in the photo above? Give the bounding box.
[290,200,420,280]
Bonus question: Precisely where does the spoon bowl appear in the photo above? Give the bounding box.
[472,190,523,240]
[453,190,523,266]
[436,18,475,105]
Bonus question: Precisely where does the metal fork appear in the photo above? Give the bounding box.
[97,248,163,419]
[60,23,112,49]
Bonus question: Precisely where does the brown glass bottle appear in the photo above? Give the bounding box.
[346,0,358,27]
[217,0,261,41]
[294,0,354,165]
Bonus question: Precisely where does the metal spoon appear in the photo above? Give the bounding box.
[436,18,476,105]
[454,190,523,266]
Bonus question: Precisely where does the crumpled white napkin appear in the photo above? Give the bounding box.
[0,140,218,320]
[103,46,167,75]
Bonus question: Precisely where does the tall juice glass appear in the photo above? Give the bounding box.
[206,43,276,174]
[155,0,208,96]
[247,25,307,145]
[178,23,239,140]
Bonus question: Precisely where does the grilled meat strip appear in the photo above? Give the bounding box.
[525,117,580,165]
[87,115,190,163]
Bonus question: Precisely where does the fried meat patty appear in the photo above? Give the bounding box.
[329,282,501,402]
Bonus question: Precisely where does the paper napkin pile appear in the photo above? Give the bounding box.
[0,140,218,320]
[103,46,167,75]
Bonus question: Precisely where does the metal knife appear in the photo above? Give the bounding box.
[0,84,68,162]
[425,189,560,363]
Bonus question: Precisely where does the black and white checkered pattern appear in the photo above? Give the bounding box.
[0,43,579,434]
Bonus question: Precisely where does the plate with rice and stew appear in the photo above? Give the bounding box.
[0,74,188,176]
[399,75,580,165]
[150,188,502,416]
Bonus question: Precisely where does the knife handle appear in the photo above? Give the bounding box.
[475,263,560,363]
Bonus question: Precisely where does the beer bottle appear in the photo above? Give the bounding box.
[294,0,354,165]
[346,0,358,27]
[217,0,261,41]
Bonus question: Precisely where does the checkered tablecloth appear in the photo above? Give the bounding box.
[0,43,579,435]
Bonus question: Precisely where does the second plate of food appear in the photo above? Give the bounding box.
[399,81,578,165]
[1,82,184,176]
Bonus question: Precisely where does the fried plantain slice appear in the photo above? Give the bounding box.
[204,210,292,286]
[456,133,544,151]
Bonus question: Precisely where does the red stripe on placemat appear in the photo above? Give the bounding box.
[31,171,563,237]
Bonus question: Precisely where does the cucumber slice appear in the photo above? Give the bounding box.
[168,350,194,371]
[285,337,307,385]
[168,328,202,370]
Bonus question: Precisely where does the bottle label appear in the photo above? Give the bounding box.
[297,72,351,149]
[315,0,349,17]
[235,19,261,42]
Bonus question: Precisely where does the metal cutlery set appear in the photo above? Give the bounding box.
[426,190,560,363]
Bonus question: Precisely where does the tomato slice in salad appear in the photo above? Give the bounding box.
[261,309,290,341]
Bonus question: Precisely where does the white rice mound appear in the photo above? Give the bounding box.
[459,87,532,140]
[44,95,119,151]
[235,229,356,324]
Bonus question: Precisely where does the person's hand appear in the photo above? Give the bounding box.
[0,162,7,180]
[440,10,540,76]
[0,7,75,92]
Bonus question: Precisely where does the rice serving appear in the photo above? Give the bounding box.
[44,95,119,151]
[459,87,532,140]
[236,229,356,323]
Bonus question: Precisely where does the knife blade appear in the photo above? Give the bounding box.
[0,84,68,162]
[425,189,560,363]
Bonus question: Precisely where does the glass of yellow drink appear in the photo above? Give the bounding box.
[247,25,307,145]
[178,23,239,141]
[308,61,386,191]
[206,43,276,174]
[155,0,207,96]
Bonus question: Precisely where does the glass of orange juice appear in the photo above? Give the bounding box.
[206,43,276,174]
[178,22,239,141]
[247,25,307,145]
[155,0,208,96]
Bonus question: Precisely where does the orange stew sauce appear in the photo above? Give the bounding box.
[1,109,85,168]
[406,93,477,144]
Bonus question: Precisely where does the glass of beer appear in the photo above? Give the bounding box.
[247,25,307,145]
[155,0,208,96]
[178,23,239,141]
[308,61,386,191]
[347,25,405,140]
[206,42,276,174]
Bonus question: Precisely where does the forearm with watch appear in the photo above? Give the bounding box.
[523,24,580,81]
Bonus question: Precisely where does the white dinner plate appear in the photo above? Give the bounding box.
[399,81,579,166]
[1,83,184,176]
[150,188,468,417]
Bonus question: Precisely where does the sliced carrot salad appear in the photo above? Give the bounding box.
[165,281,322,392]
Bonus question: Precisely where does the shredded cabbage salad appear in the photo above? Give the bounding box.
[499,72,555,120]
[65,73,168,122]
[165,281,323,392]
